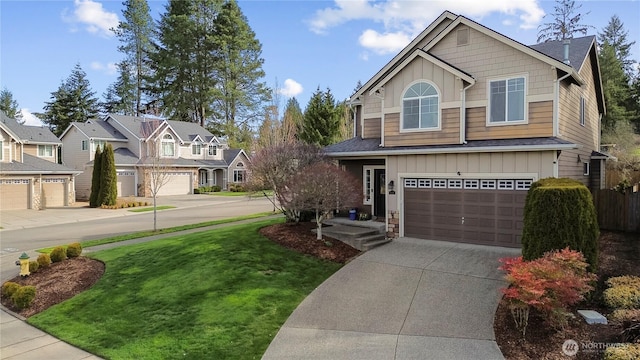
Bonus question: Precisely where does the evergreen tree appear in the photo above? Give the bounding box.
[598,15,636,78]
[102,61,137,115]
[36,64,100,135]
[599,43,633,132]
[113,0,155,116]
[300,87,340,146]
[282,97,303,142]
[336,100,354,141]
[0,87,23,121]
[149,0,221,125]
[537,0,593,43]
[89,145,103,207]
[211,0,269,141]
[98,144,118,206]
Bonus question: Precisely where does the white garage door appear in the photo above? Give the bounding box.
[403,178,532,248]
[42,178,66,207]
[117,171,136,197]
[157,172,192,196]
[0,179,30,210]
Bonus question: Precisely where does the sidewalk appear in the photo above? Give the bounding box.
[0,214,282,360]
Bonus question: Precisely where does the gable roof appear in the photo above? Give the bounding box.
[529,36,595,71]
[105,114,223,145]
[352,11,602,102]
[60,120,128,141]
[166,120,221,144]
[0,111,61,145]
[0,153,81,175]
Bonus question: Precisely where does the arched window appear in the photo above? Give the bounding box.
[161,134,175,157]
[402,82,440,130]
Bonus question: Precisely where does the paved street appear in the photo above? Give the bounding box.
[0,194,275,282]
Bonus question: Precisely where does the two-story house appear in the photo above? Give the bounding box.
[0,111,80,210]
[325,11,606,248]
[60,114,250,199]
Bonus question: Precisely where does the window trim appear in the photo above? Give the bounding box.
[38,145,54,158]
[233,169,246,183]
[486,74,528,126]
[208,145,217,156]
[400,80,442,133]
[362,166,384,205]
[161,133,175,157]
[583,162,590,176]
[81,140,88,151]
[191,142,202,155]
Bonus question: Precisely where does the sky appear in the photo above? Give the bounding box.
[1,0,639,127]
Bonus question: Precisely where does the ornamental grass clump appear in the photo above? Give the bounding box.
[11,285,36,310]
[50,246,67,263]
[28,261,39,273]
[1,282,20,299]
[66,242,82,258]
[499,248,597,337]
[37,253,51,268]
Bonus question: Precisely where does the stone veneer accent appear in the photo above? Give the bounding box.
[387,210,399,238]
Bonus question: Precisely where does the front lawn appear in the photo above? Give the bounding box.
[28,219,342,359]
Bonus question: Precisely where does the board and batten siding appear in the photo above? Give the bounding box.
[386,151,556,212]
[430,25,556,102]
[384,108,460,147]
[466,101,553,140]
[557,53,600,186]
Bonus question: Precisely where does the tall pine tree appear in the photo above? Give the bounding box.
[300,87,341,146]
[0,87,23,121]
[598,15,636,79]
[37,64,99,135]
[537,0,593,43]
[112,0,155,116]
[103,61,137,115]
[211,0,269,144]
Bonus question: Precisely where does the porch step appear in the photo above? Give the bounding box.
[313,221,390,251]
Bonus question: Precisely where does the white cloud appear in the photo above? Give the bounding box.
[309,0,545,52]
[20,109,44,126]
[90,61,118,75]
[279,79,303,97]
[63,0,119,37]
[358,29,411,55]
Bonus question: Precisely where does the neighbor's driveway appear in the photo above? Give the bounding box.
[263,238,520,360]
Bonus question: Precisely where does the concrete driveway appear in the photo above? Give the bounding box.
[263,237,520,360]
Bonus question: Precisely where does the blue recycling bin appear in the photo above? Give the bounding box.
[349,209,357,220]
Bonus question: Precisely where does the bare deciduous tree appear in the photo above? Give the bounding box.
[246,142,326,222]
[141,121,172,231]
[284,162,362,240]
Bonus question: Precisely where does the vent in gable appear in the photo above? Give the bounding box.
[457,28,469,46]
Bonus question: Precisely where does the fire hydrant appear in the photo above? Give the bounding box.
[17,253,30,276]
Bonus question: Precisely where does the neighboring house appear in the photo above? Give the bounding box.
[60,114,250,199]
[325,11,606,248]
[0,111,80,210]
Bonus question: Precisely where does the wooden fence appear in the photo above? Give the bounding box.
[592,188,640,233]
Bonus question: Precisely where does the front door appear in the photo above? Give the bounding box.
[373,169,386,217]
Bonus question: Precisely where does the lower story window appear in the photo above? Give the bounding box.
[233,170,246,183]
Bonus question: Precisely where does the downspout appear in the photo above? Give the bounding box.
[460,81,474,145]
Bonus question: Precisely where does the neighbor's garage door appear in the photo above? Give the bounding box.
[42,178,66,207]
[117,171,136,197]
[157,172,192,196]
[0,179,30,210]
[403,178,532,248]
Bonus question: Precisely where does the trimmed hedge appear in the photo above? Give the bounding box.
[66,242,83,258]
[521,178,599,270]
[50,246,67,263]
[37,253,51,268]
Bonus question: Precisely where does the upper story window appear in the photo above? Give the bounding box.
[38,145,53,158]
[161,134,175,157]
[192,142,202,155]
[402,81,440,130]
[81,140,88,151]
[208,145,217,156]
[489,76,526,123]
[0,140,3,160]
[580,96,586,126]
[92,140,107,153]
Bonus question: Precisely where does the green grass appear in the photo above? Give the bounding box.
[37,211,278,253]
[633,147,640,156]
[29,219,341,359]
[127,205,175,212]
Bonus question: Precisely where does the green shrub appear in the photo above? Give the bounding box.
[11,285,36,310]
[610,309,640,323]
[37,253,51,268]
[521,178,599,270]
[66,242,82,258]
[212,185,221,192]
[28,261,39,273]
[89,146,103,208]
[98,144,117,206]
[606,275,640,288]
[50,246,67,263]
[604,284,640,309]
[2,282,21,298]
[604,343,640,360]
